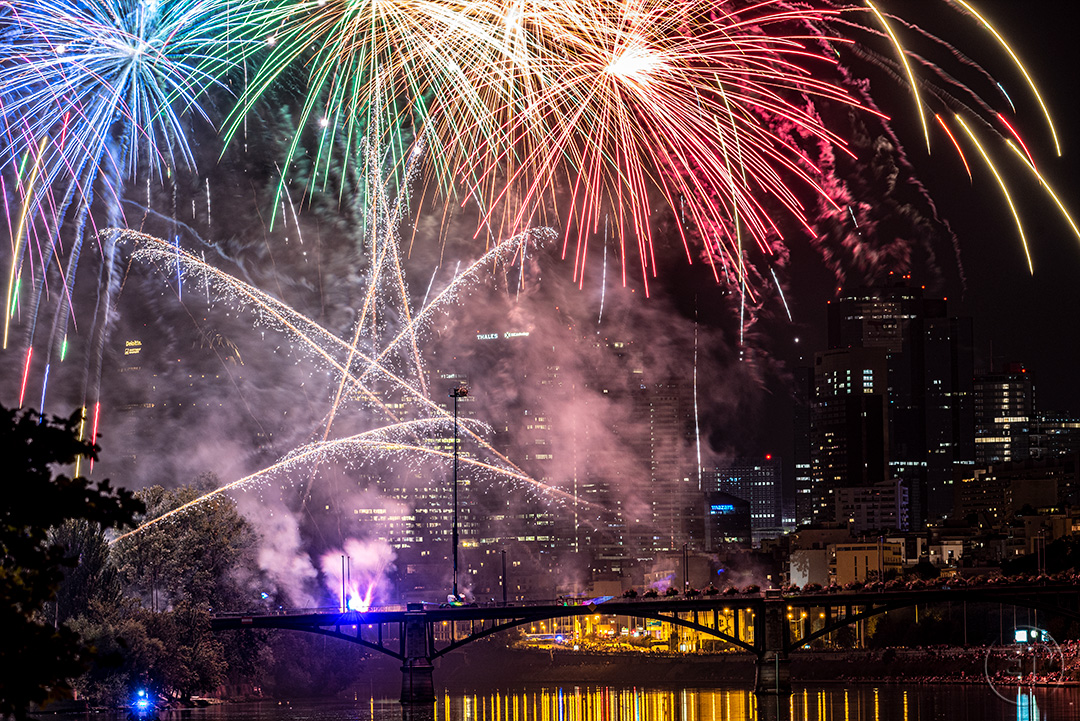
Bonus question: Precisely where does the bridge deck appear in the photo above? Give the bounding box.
[212,583,1080,629]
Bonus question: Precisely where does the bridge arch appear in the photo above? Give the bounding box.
[786,591,1080,654]
[429,606,756,659]
[285,626,406,660]
[211,604,759,661]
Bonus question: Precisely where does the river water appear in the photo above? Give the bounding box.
[154,685,1079,721]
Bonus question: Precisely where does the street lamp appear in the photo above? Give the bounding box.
[501,549,507,606]
[450,384,469,601]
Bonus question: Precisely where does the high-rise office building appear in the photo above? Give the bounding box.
[793,366,814,526]
[704,492,752,547]
[1030,412,1080,460]
[706,455,782,543]
[638,378,698,556]
[809,347,889,523]
[825,279,974,526]
[835,479,909,533]
[974,363,1034,467]
[923,316,975,519]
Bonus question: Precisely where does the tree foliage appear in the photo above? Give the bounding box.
[114,479,261,611]
[99,480,267,702]
[0,405,143,720]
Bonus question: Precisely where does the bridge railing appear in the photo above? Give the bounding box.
[212,580,1080,619]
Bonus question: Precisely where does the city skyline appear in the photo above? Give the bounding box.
[1,0,1079,609]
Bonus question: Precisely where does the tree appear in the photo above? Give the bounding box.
[110,480,268,701]
[114,479,262,611]
[45,520,124,627]
[0,405,143,720]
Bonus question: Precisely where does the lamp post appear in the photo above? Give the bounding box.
[450,384,469,601]
[501,549,507,606]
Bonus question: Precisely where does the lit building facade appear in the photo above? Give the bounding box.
[974,363,1034,467]
[706,456,783,543]
[809,347,889,524]
[1030,412,1080,460]
[823,280,973,526]
[835,479,909,533]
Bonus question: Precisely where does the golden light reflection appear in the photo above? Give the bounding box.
[433,688,776,721]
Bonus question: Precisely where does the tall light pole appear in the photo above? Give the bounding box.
[501,549,507,606]
[450,384,469,601]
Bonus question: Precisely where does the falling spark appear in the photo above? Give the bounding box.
[74,405,87,477]
[39,363,50,415]
[771,267,792,321]
[175,235,183,302]
[954,115,1032,273]
[951,0,1061,156]
[88,401,101,474]
[598,231,608,326]
[421,267,438,310]
[4,138,48,350]
[866,0,930,154]
[997,113,1037,169]
[996,82,1016,114]
[1003,141,1080,245]
[934,114,971,180]
[18,347,32,408]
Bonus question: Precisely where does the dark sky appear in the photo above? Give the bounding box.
[794,0,1080,414]
[658,0,1080,460]
[901,0,1080,414]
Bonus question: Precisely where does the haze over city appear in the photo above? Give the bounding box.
[2,0,1080,718]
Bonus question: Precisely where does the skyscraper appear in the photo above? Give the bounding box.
[706,455,782,543]
[793,366,814,526]
[923,316,975,519]
[974,363,1034,467]
[1030,411,1080,460]
[825,279,973,526]
[809,347,889,523]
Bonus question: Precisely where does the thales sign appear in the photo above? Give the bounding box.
[477,331,530,340]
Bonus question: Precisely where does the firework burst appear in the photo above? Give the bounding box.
[229,0,1077,305]
[0,0,241,419]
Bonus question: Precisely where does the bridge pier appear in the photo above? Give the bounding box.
[755,691,792,721]
[754,652,791,695]
[401,606,436,703]
[754,600,791,696]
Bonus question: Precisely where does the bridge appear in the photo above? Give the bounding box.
[211,583,1080,705]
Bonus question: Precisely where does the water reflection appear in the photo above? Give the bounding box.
[182,686,1078,721]
[420,687,1072,721]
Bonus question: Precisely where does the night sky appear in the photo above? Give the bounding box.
[639,0,1080,458]
[914,0,1080,413]
[774,0,1080,430]
[2,0,1079,491]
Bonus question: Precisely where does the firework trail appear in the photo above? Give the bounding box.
[0,0,241,429]
[2,0,1074,373]
[110,214,567,542]
[111,418,575,544]
[121,222,547,427]
[233,0,872,286]
[224,0,1075,316]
